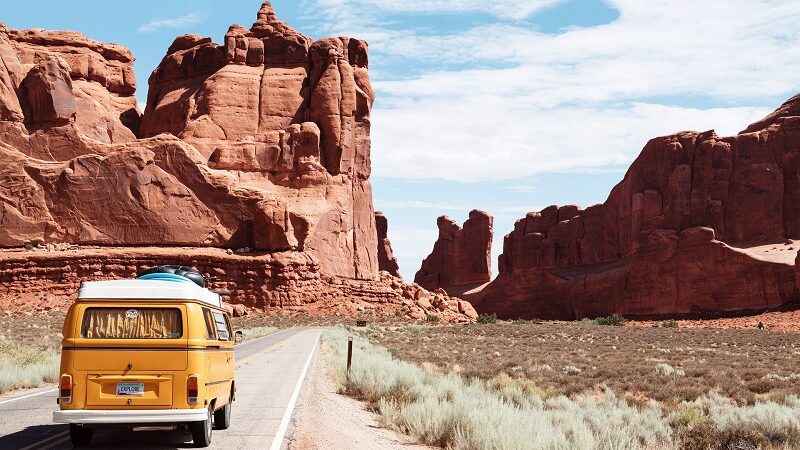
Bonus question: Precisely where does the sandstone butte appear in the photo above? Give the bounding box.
[468,94,800,320]
[414,210,493,302]
[0,3,477,323]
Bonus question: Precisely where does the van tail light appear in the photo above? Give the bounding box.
[187,375,199,405]
[60,374,73,404]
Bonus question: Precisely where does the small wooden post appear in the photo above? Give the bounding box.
[346,336,353,380]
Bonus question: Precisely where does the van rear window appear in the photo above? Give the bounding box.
[81,308,183,339]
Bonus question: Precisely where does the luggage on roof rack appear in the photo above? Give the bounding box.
[137,265,205,287]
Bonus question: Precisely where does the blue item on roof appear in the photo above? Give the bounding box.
[137,273,197,284]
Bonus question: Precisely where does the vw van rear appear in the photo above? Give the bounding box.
[53,267,237,447]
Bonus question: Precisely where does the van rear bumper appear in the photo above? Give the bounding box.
[53,408,207,424]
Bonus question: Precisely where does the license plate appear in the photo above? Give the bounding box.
[116,382,144,397]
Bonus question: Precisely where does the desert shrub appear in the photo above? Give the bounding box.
[238,326,279,341]
[662,320,679,328]
[591,314,626,326]
[487,373,559,402]
[426,314,440,323]
[477,313,497,324]
[668,386,703,403]
[563,365,582,375]
[669,406,707,429]
[746,378,777,394]
[655,363,685,378]
[0,340,60,394]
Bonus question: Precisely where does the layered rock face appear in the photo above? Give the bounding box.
[0,3,377,280]
[478,97,800,319]
[415,210,493,297]
[0,247,475,322]
[375,211,400,278]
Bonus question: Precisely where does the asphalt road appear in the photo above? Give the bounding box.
[0,328,320,450]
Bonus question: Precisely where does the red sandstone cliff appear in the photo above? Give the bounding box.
[415,210,493,299]
[0,3,476,322]
[477,97,800,319]
[0,3,375,279]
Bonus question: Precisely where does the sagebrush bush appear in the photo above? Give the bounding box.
[0,340,59,393]
[662,320,679,328]
[655,363,685,378]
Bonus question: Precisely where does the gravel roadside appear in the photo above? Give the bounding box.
[284,345,431,450]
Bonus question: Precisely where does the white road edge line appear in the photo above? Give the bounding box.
[0,388,58,406]
[269,331,320,450]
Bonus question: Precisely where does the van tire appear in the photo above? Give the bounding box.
[214,400,232,430]
[69,424,94,447]
[190,405,213,447]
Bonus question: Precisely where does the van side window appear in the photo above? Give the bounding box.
[212,311,230,340]
[202,309,217,340]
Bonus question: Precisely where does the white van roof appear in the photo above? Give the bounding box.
[77,279,223,308]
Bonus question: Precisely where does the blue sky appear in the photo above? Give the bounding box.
[4,0,800,280]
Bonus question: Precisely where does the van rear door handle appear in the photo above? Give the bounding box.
[206,345,221,349]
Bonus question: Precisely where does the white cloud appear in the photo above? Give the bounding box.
[304,0,562,22]
[376,200,469,210]
[303,0,800,182]
[372,101,770,181]
[137,12,204,33]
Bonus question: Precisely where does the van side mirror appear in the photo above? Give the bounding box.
[234,330,243,344]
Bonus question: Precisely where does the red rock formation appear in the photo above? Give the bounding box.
[375,211,400,278]
[478,98,800,319]
[415,210,493,297]
[0,3,476,323]
[0,3,377,279]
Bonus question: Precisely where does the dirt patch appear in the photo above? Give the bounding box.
[285,344,432,450]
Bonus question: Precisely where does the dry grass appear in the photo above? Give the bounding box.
[0,340,60,394]
[238,326,279,341]
[363,321,800,409]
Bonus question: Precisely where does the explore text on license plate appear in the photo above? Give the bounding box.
[116,382,144,396]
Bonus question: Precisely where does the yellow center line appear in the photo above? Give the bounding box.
[236,332,302,366]
[17,430,69,450]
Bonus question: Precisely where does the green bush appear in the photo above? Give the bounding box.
[477,313,498,324]
[662,320,679,328]
[425,313,440,323]
[591,314,626,326]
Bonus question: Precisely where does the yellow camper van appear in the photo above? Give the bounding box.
[53,266,239,447]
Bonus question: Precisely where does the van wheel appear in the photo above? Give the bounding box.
[214,401,231,430]
[190,405,213,447]
[69,424,94,447]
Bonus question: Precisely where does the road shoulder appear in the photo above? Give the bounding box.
[283,346,431,450]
